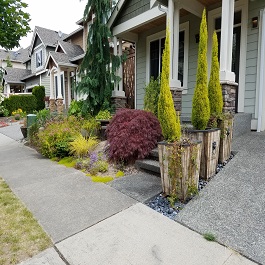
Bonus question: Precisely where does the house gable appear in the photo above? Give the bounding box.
[112,0,150,28]
[33,35,42,50]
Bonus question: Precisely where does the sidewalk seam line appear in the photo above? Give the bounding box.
[53,245,71,265]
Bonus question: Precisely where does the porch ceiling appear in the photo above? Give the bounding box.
[129,0,222,35]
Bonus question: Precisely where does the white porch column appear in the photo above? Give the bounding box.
[220,0,235,82]
[172,0,182,89]
[49,70,55,100]
[57,67,63,99]
[112,37,125,97]
[67,70,71,107]
[6,84,11,97]
[168,0,174,81]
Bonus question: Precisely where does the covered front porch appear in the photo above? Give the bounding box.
[109,0,265,130]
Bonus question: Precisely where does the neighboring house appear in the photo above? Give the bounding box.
[0,48,29,69]
[108,0,265,132]
[3,26,68,96]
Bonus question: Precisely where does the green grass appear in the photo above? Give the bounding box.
[58,157,76,168]
[88,175,114,183]
[0,178,52,265]
[203,232,216,241]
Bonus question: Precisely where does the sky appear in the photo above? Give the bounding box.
[19,0,88,49]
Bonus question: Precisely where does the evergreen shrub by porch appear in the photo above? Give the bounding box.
[106,109,162,163]
[37,116,83,158]
[157,27,181,141]
[144,76,160,117]
[208,31,223,116]
[2,95,37,115]
[191,9,210,130]
[32,85,45,111]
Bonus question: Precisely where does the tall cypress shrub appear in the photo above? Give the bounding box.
[208,31,223,116]
[191,9,210,130]
[158,27,181,142]
[32,85,45,111]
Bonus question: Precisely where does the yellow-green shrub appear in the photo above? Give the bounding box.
[191,9,210,130]
[157,26,181,141]
[208,31,223,116]
[69,135,98,158]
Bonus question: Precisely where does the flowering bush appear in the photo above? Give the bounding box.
[106,109,162,163]
[12,108,26,118]
[37,116,83,158]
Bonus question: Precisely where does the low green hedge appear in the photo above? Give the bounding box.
[2,95,37,115]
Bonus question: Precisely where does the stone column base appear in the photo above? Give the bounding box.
[221,81,238,113]
[170,88,182,113]
[49,99,56,113]
[56,98,64,114]
[111,96,127,113]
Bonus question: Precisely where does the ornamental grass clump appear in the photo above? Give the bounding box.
[191,9,210,130]
[157,26,181,142]
[106,108,162,163]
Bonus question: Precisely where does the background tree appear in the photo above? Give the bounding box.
[208,31,223,116]
[0,0,31,50]
[191,9,210,130]
[76,0,122,115]
[6,56,13,67]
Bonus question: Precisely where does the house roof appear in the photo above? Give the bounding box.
[3,67,32,84]
[63,26,83,41]
[48,51,78,68]
[57,41,84,59]
[28,26,68,55]
[0,47,30,63]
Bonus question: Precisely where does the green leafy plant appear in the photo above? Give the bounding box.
[203,232,216,241]
[95,110,112,120]
[191,9,210,130]
[58,157,77,168]
[36,109,51,127]
[69,134,98,158]
[32,86,45,111]
[0,105,9,117]
[94,160,109,173]
[116,170,124,178]
[144,76,160,117]
[68,100,87,117]
[37,116,83,158]
[157,26,181,142]
[82,118,100,137]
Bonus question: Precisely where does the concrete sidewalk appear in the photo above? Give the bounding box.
[0,128,258,265]
[176,131,265,264]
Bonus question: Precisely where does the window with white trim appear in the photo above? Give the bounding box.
[150,31,185,85]
[147,22,189,90]
[36,49,43,68]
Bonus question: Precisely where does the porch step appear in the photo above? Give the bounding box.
[135,159,161,175]
[149,148,159,160]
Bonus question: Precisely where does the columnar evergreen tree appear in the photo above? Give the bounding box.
[208,31,223,116]
[158,26,181,142]
[77,0,122,115]
[191,9,210,130]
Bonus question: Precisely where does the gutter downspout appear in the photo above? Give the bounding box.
[158,4,168,13]
[257,9,265,132]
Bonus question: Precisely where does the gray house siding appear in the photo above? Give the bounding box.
[40,72,50,96]
[25,76,40,89]
[136,23,166,109]
[114,0,150,27]
[181,14,201,116]
[244,1,264,115]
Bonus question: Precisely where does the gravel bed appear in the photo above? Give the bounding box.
[146,153,235,220]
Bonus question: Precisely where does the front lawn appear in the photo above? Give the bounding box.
[0,178,52,265]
